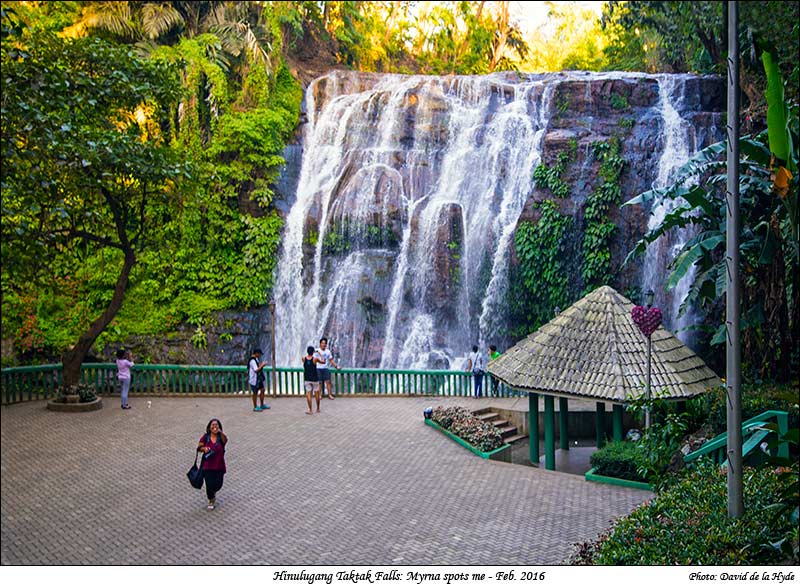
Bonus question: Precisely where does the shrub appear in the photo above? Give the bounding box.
[687,384,799,437]
[57,383,98,403]
[581,462,797,565]
[430,406,504,452]
[636,412,690,487]
[590,441,648,482]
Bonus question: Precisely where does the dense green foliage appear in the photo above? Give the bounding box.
[589,441,648,483]
[1,2,301,365]
[687,383,800,435]
[292,1,527,74]
[581,138,626,292]
[511,201,574,335]
[601,1,799,131]
[532,150,572,199]
[583,462,797,565]
[1,24,190,375]
[580,383,799,564]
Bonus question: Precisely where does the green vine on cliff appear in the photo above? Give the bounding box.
[513,201,574,332]
[582,137,626,292]
[532,140,577,199]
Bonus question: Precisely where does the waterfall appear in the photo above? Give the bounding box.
[273,70,722,368]
[274,72,557,368]
[642,76,699,343]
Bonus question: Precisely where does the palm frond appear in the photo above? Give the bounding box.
[80,1,135,38]
[141,2,184,40]
[210,21,272,72]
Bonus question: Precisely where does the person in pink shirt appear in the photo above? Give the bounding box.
[116,348,134,409]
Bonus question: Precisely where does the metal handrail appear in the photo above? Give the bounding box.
[684,410,790,464]
[2,363,519,404]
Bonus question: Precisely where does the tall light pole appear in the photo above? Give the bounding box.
[268,299,277,399]
[644,289,654,430]
[726,0,743,519]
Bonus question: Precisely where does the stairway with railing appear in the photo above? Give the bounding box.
[1,363,521,404]
[683,410,790,466]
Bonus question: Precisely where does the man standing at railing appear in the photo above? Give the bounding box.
[314,338,340,400]
[249,348,270,412]
[466,345,485,398]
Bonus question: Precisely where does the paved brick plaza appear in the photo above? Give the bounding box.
[1,395,651,565]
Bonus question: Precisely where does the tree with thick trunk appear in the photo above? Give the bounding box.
[2,24,187,387]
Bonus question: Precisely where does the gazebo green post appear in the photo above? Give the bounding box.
[612,404,624,442]
[544,395,556,470]
[559,397,569,450]
[528,393,540,465]
[595,402,606,448]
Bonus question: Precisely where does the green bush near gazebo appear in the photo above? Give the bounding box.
[589,441,649,483]
[569,461,798,565]
[575,381,799,565]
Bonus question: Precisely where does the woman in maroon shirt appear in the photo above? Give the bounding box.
[197,418,227,511]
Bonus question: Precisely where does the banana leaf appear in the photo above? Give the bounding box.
[762,50,794,173]
[666,235,724,290]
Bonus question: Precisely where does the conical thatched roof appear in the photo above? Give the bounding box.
[489,286,721,402]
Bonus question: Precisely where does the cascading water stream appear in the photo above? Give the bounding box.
[477,83,555,347]
[642,76,699,343]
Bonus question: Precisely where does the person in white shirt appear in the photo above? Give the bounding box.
[248,348,270,412]
[314,338,340,400]
[465,345,485,398]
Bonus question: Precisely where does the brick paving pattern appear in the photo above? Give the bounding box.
[1,396,651,565]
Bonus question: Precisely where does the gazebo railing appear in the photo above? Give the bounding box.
[1,363,520,404]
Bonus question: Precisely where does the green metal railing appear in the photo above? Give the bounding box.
[684,410,790,466]
[1,363,520,404]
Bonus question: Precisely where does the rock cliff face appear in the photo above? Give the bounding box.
[270,71,725,369]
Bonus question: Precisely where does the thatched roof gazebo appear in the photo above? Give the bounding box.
[488,285,721,470]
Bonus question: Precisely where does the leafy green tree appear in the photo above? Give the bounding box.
[602,1,724,73]
[1,26,188,383]
[523,1,610,72]
[600,1,799,110]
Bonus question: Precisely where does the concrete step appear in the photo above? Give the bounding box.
[475,412,499,421]
[498,425,518,436]
[471,407,493,414]
[490,419,509,428]
[504,433,527,444]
